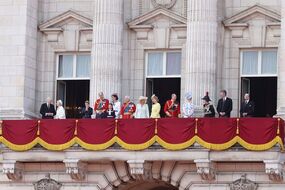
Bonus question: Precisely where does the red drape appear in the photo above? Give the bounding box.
[0,118,283,151]
[77,119,115,144]
[239,118,282,144]
[198,118,237,144]
[117,119,155,144]
[39,119,75,145]
[157,118,195,144]
[2,120,38,145]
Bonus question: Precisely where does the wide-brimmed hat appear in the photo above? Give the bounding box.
[185,92,192,100]
[202,92,211,102]
[139,96,148,101]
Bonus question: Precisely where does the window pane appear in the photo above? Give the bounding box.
[166,52,181,75]
[76,55,90,77]
[242,51,258,75]
[58,55,73,78]
[261,51,277,75]
[147,52,163,76]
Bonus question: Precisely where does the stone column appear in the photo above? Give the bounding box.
[184,0,218,107]
[90,0,124,103]
[277,1,285,118]
[0,0,38,119]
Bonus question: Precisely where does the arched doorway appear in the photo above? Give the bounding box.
[118,180,178,190]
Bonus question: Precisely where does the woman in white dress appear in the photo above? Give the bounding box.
[111,93,121,119]
[182,92,194,118]
[134,96,149,119]
[54,100,66,119]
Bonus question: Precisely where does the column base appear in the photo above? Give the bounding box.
[0,109,38,120]
[275,107,285,119]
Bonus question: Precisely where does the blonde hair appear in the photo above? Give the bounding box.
[151,94,159,102]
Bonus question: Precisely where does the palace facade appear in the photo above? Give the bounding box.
[0,0,285,190]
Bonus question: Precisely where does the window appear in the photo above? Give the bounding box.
[241,50,277,76]
[58,54,91,79]
[146,51,181,77]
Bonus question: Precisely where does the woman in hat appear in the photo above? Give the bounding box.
[54,100,66,119]
[182,92,194,118]
[150,94,161,118]
[202,92,215,117]
[134,96,149,118]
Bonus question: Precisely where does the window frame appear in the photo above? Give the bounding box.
[240,49,278,77]
[145,50,182,78]
[56,53,91,80]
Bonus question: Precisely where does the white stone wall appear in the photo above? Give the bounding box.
[0,0,38,119]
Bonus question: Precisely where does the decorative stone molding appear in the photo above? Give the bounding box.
[34,173,62,190]
[2,160,23,181]
[127,160,152,180]
[171,24,187,39]
[264,160,284,182]
[151,0,177,9]
[63,159,87,181]
[224,23,248,38]
[39,10,93,51]
[128,7,186,48]
[194,159,216,181]
[230,174,257,190]
[224,4,280,26]
[267,22,281,37]
[224,4,281,41]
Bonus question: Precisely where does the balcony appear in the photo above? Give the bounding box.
[0,118,284,189]
[0,118,283,152]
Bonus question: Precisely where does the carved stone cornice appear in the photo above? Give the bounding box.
[2,160,23,181]
[127,160,152,180]
[224,4,281,40]
[230,174,257,190]
[34,173,62,190]
[63,159,87,181]
[264,160,284,182]
[39,10,93,51]
[194,159,216,181]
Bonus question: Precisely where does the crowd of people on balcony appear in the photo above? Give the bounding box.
[40,90,255,120]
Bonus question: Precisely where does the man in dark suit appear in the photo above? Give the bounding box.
[40,97,56,119]
[240,93,255,117]
[217,90,233,118]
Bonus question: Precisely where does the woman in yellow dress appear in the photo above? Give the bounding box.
[150,94,161,118]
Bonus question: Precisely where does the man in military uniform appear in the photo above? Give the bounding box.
[164,94,181,118]
[240,93,255,117]
[94,92,109,119]
[120,96,136,119]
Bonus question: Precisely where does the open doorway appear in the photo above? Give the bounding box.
[146,78,181,117]
[57,80,90,118]
[241,77,277,117]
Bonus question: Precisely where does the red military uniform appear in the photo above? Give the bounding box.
[120,102,136,119]
[94,99,109,113]
[164,100,180,118]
